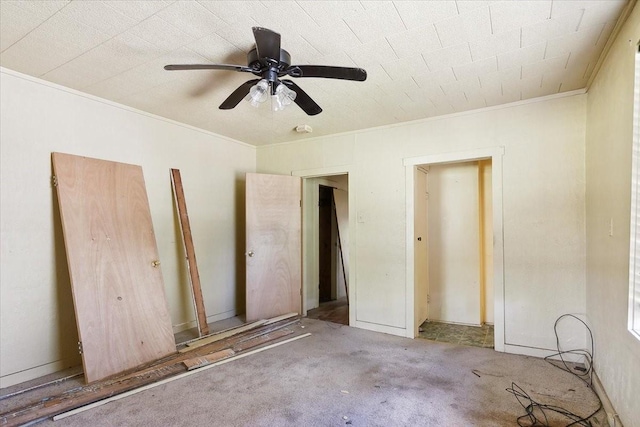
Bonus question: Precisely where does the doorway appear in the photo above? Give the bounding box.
[303,174,350,326]
[404,147,505,351]
[415,160,494,348]
[427,160,493,326]
[318,185,334,303]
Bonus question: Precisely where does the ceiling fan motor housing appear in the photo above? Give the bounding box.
[248,48,291,73]
[248,47,294,94]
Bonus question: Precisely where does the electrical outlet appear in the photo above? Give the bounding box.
[609,218,614,237]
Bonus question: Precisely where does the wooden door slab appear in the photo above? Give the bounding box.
[245,173,301,321]
[52,153,176,383]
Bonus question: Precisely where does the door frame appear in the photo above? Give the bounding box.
[292,166,353,326]
[404,147,505,351]
[413,166,430,329]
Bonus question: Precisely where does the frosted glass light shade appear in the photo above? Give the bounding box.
[245,79,269,107]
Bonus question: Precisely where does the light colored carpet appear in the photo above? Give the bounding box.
[4,318,604,426]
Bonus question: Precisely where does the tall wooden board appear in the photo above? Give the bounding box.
[170,169,209,336]
[333,188,350,297]
[52,153,176,383]
[245,173,301,321]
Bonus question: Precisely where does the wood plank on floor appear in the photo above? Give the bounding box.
[182,320,268,351]
[0,319,303,426]
[183,349,235,370]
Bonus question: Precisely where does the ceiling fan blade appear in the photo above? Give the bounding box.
[280,80,322,116]
[219,79,260,110]
[165,64,253,72]
[287,65,367,81]
[252,27,281,61]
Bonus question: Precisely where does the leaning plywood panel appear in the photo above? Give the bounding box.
[52,153,176,383]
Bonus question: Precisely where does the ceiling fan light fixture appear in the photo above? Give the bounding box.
[245,79,269,107]
[271,83,297,111]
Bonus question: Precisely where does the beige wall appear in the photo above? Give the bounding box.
[585,3,640,426]
[258,92,588,352]
[0,69,255,387]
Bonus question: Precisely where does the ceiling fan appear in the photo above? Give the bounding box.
[164,27,367,116]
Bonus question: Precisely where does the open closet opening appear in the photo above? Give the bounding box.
[305,175,349,326]
[414,160,494,348]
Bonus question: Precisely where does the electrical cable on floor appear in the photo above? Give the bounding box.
[506,314,603,427]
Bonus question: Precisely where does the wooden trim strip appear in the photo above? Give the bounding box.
[183,328,295,370]
[182,349,235,370]
[181,320,268,352]
[177,320,254,347]
[231,328,294,353]
[262,312,299,325]
[171,168,209,336]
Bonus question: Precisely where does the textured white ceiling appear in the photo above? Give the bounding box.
[0,0,629,146]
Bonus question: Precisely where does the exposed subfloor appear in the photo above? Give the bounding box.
[306,297,349,325]
[418,320,494,349]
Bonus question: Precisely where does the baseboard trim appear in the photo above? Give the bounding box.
[592,371,623,427]
[353,320,407,337]
[0,358,79,389]
[172,309,237,334]
[503,344,585,363]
